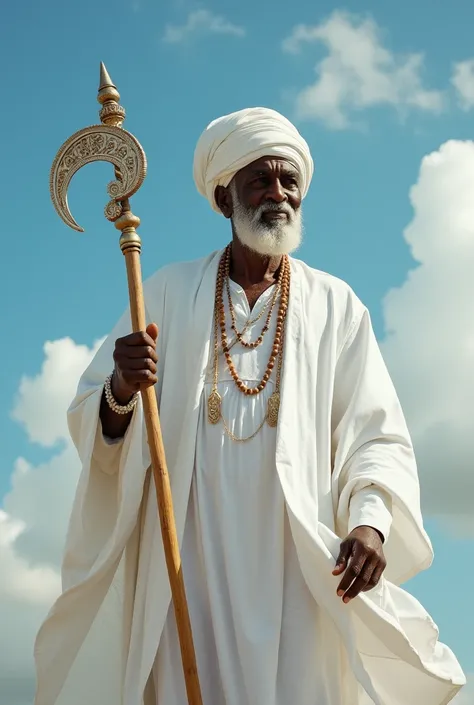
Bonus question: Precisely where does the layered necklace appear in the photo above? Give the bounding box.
[207,244,290,442]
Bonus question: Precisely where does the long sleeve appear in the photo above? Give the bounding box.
[72,294,161,478]
[331,305,433,584]
[348,485,393,542]
[91,419,126,475]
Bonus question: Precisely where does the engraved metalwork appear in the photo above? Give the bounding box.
[49,62,146,233]
[97,62,126,127]
[266,391,280,428]
[50,124,147,232]
[207,390,222,424]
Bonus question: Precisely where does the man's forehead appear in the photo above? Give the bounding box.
[237,156,300,178]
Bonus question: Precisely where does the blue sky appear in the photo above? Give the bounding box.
[0,0,473,702]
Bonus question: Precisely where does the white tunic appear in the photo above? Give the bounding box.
[153,280,388,705]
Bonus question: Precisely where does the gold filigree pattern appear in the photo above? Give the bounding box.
[99,101,126,127]
[50,124,147,232]
[207,390,222,424]
[104,200,123,221]
[266,391,280,428]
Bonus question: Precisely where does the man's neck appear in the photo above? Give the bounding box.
[229,234,283,287]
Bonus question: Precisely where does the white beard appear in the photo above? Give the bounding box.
[230,183,303,256]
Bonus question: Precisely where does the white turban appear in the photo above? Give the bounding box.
[193,107,314,213]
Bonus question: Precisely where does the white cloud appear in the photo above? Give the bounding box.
[0,511,60,604]
[11,338,103,447]
[163,9,245,44]
[451,59,474,111]
[0,337,102,704]
[380,140,474,534]
[283,11,443,129]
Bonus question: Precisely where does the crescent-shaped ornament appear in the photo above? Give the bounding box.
[50,124,147,232]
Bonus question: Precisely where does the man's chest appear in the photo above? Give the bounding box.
[241,281,276,310]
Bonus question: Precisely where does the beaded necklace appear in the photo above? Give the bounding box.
[207,244,290,442]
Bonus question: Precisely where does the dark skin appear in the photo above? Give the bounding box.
[100,155,387,603]
[215,157,301,309]
[99,323,159,440]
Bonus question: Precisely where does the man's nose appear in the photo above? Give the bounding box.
[265,179,287,203]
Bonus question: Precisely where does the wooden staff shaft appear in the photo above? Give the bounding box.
[123,246,203,705]
[48,62,202,703]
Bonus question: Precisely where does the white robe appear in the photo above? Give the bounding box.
[33,250,466,705]
[153,279,391,705]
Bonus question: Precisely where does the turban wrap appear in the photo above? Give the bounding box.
[193,107,314,213]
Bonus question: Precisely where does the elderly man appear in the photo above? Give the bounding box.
[34,108,464,705]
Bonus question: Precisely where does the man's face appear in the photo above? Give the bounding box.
[220,157,304,256]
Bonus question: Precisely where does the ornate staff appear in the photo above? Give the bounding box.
[50,63,203,705]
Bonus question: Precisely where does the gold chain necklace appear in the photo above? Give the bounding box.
[207,245,290,441]
[218,290,278,352]
[224,245,283,349]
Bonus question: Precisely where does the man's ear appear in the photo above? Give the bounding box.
[215,185,233,219]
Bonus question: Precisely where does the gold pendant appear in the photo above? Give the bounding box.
[208,389,222,424]
[266,391,280,428]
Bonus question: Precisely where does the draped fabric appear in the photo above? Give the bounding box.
[34,252,465,705]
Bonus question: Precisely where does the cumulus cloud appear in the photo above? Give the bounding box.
[380,140,474,534]
[163,9,245,44]
[0,337,102,704]
[283,11,443,129]
[451,59,474,111]
[11,338,103,448]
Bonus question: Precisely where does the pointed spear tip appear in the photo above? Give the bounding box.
[99,62,116,90]
[97,62,125,126]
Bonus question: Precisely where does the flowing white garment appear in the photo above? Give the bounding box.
[33,251,466,705]
[153,281,390,704]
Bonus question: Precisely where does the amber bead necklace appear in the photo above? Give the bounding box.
[208,244,290,442]
[224,244,284,350]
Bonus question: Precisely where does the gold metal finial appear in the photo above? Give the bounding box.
[49,63,146,232]
[99,61,115,91]
[97,62,126,127]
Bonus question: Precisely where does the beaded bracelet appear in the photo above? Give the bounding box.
[104,374,138,415]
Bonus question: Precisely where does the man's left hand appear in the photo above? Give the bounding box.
[332,526,387,604]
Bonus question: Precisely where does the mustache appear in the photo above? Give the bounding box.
[255,201,293,218]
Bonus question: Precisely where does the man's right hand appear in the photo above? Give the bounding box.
[111,323,159,404]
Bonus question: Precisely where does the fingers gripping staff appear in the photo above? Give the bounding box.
[49,63,203,705]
